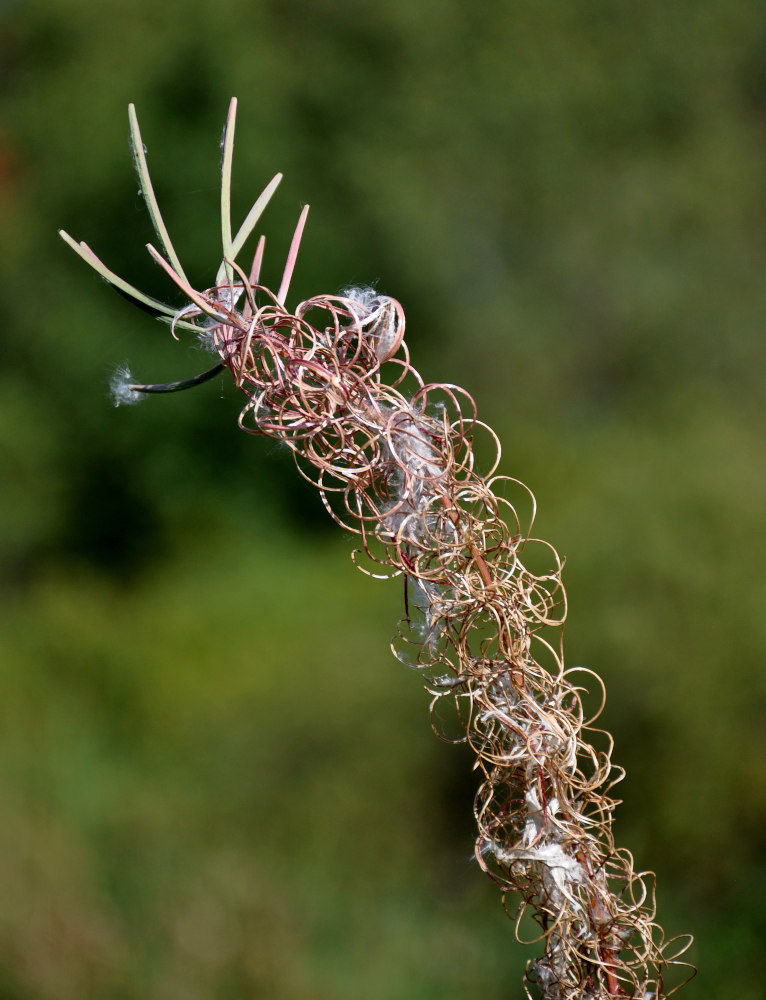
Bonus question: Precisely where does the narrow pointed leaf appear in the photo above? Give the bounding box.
[128,104,189,283]
[231,174,282,260]
[277,204,309,306]
[146,244,232,322]
[215,173,282,288]
[249,234,266,286]
[59,230,178,317]
[220,97,237,287]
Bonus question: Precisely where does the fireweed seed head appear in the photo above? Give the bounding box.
[61,100,695,1000]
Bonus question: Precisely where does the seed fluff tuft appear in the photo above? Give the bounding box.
[109,365,144,407]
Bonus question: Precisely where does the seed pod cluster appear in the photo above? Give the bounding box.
[60,99,694,1000]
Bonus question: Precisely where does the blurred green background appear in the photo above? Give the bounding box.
[1,0,765,997]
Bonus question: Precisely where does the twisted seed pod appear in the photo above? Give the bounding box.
[60,99,695,1000]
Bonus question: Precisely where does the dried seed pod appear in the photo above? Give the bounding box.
[60,99,695,1000]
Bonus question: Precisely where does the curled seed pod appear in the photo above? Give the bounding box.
[60,99,695,1000]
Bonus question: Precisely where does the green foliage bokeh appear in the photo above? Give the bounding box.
[1,1,765,996]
